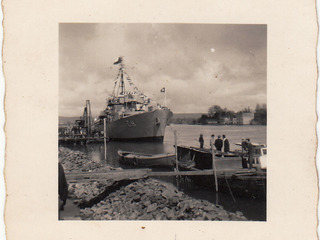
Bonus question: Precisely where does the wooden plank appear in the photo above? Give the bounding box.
[66,169,150,176]
[64,167,265,183]
[148,169,264,178]
[66,175,147,183]
[147,169,214,177]
[65,169,150,183]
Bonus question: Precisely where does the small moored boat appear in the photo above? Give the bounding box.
[118,150,175,168]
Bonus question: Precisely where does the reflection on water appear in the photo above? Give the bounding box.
[60,124,267,221]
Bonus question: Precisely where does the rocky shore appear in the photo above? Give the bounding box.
[59,146,247,221]
[59,147,119,172]
[80,178,247,221]
[59,147,117,205]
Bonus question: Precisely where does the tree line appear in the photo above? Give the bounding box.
[170,104,267,125]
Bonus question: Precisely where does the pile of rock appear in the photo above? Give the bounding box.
[68,180,115,205]
[59,147,117,172]
[80,178,247,221]
[59,147,119,205]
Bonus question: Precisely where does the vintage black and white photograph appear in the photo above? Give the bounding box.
[58,23,267,221]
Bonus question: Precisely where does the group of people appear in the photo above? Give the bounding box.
[198,135,255,169]
[198,134,230,152]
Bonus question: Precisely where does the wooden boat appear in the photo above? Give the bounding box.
[176,146,244,170]
[176,145,267,198]
[177,160,196,170]
[118,150,175,168]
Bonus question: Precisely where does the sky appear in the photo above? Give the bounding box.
[59,23,267,117]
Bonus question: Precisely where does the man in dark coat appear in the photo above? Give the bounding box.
[199,134,204,148]
[241,139,247,152]
[214,135,223,151]
[223,135,230,152]
[246,139,254,169]
[59,162,68,210]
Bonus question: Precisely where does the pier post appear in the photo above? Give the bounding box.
[174,130,180,189]
[104,118,107,160]
[174,130,178,172]
[211,145,219,192]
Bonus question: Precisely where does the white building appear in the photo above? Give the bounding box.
[237,112,254,125]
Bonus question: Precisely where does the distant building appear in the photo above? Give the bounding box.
[232,118,238,124]
[219,117,232,125]
[237,112,254,125]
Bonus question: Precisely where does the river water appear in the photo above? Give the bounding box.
[62,124,267,221]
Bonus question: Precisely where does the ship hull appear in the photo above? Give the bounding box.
[106,108,172,141]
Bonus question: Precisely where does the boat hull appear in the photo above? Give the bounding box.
[118,150,175,168]
[106,108,172,141]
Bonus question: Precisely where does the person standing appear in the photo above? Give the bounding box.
[241,139,248,168]
[199,134,204,148]
[214,135,223,151]
[59,162,68,211]
[223,135,230,152]
[210,134,215,149]
[241,138,247,153]
[247,139,254,169]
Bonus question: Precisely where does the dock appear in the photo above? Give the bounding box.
[59,136,105,145]
[65,169,149,183]
[65,169,216,183]
[65,168,263,182]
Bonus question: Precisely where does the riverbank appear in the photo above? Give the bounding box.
[59,147,247,221]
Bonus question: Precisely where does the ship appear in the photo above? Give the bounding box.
[94,57,172,142]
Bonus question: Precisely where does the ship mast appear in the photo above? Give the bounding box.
[119,62,125,95]
[112,57,126,97]
[111,57,143,98]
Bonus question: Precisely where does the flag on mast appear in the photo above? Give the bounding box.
[160,87,165,93]
[113,57,123,65]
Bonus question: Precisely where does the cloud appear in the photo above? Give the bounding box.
[59,23,266,116]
